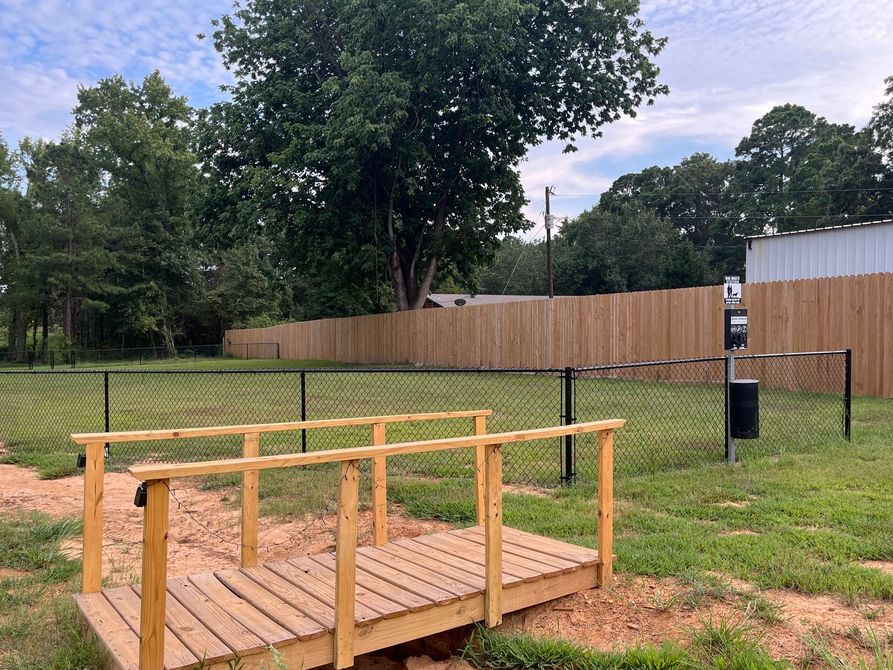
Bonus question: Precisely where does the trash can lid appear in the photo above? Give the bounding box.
[730,378,759,384]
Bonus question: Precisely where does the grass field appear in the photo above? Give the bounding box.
[0,357,846,485]
[1,395,890,669]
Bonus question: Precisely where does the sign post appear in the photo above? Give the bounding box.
[723,277,744,464]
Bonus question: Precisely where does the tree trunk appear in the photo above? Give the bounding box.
[12,307,27,363]
[386,201,448,311]
[40,307,49,363]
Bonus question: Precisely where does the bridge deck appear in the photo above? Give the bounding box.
[76,526,601,670]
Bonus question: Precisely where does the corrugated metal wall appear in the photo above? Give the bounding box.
[746,221,893,282]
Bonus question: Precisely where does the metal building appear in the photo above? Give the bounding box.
[745,219,893,283]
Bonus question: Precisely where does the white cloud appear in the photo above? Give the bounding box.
[0,0,231,142]
[520,0,893,223]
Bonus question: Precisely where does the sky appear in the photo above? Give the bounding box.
[2,0,892,235]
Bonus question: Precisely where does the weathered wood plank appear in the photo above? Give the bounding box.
[473,415,487,525]
[214,569,327,641]
[360,545,476,598]
[244,566,337,630]
[597,428,614,587]
[466,526,599,567]
[269,558,390,623]
[133,584,234,665]
[371,423,387,546]
[374,543,486,591]
[166,576,267,657]
[82,441,105,593]
[73,410,494,444]
[483,444,502,627]
[334,459,359,669]
[391,537,522,588]
[452,528,580,572]
[187,573,293,647]
[128,421,627,481]
[103,585,197,669]
[311,553,433,613]
[75,592,141,670]
[408,534,540,582]
[242,432,260,568]
[352,551,458,605]
[139,479,170,670]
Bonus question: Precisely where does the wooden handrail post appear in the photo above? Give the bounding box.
[139,479,169,670]
[473,415,487,525]
[483,443,503,627]
[596,429,614,587]
[371,423,387,546]
[334,459,360,669]
[241,432,260,568]
[82,441,105,593]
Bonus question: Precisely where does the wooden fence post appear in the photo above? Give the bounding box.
[596,429,614,587]
[483,443,503,627]
[473,415,487,525]
[82,441,105,593]
[371,423,387,546]
[241,432,260,568]
[139,479,169,670]
[334,459,360,669]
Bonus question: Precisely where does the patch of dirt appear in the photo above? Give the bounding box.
[503,483,552,498]
[0,464,451,584]
[3,463,890,668]
[861,560,893,575]
[505,575,893,665]
[0,567,31,579]
[713,500,750,508]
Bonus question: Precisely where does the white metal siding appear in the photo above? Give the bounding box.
[745,221,893,282]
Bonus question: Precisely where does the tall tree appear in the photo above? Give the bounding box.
[731,104,867,232]
[204,0,668,311]
[74,72,199,350]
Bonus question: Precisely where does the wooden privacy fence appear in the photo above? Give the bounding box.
[72,414,623,670]
[225,273,893,397]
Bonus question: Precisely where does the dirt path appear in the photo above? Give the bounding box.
[0,464,451,583]
[2,464,890,666]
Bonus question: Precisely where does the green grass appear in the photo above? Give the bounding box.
[462,619,788,670]
[0,513,104,670]
[386,395,893,602]
[0,357,849,485]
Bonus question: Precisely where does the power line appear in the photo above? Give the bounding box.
[570,213,891,221]
[502,207,546,295]
[552,186,893,198]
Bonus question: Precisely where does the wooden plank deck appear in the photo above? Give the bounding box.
[76,526,601,670]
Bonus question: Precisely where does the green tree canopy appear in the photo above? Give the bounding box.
[201,0,668,310]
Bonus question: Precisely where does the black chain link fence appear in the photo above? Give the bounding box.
[0,351,850,486]
[2,342,280,369]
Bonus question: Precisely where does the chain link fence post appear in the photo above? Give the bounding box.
[844,348,852,442]
[104,371,111,458]
[561,367,576,485]
[301,370,308,453]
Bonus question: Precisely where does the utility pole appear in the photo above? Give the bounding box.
[545,186,555,298]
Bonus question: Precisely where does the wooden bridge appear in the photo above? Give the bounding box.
[71,410,624,670]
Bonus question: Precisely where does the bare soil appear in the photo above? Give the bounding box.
[2,464,890,667]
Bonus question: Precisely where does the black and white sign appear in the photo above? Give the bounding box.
[723,276,742,305]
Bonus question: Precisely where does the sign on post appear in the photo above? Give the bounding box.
[723,276,742,305]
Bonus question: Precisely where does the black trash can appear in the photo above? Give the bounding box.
[730,379,759,439]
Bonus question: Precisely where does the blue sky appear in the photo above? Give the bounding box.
[2,0,892,231]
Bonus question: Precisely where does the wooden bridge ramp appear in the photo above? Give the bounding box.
[71,411,622,670]
[75,526,601,670]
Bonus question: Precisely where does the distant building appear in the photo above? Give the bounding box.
[745,219,893,283]
[424,293,548,308]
